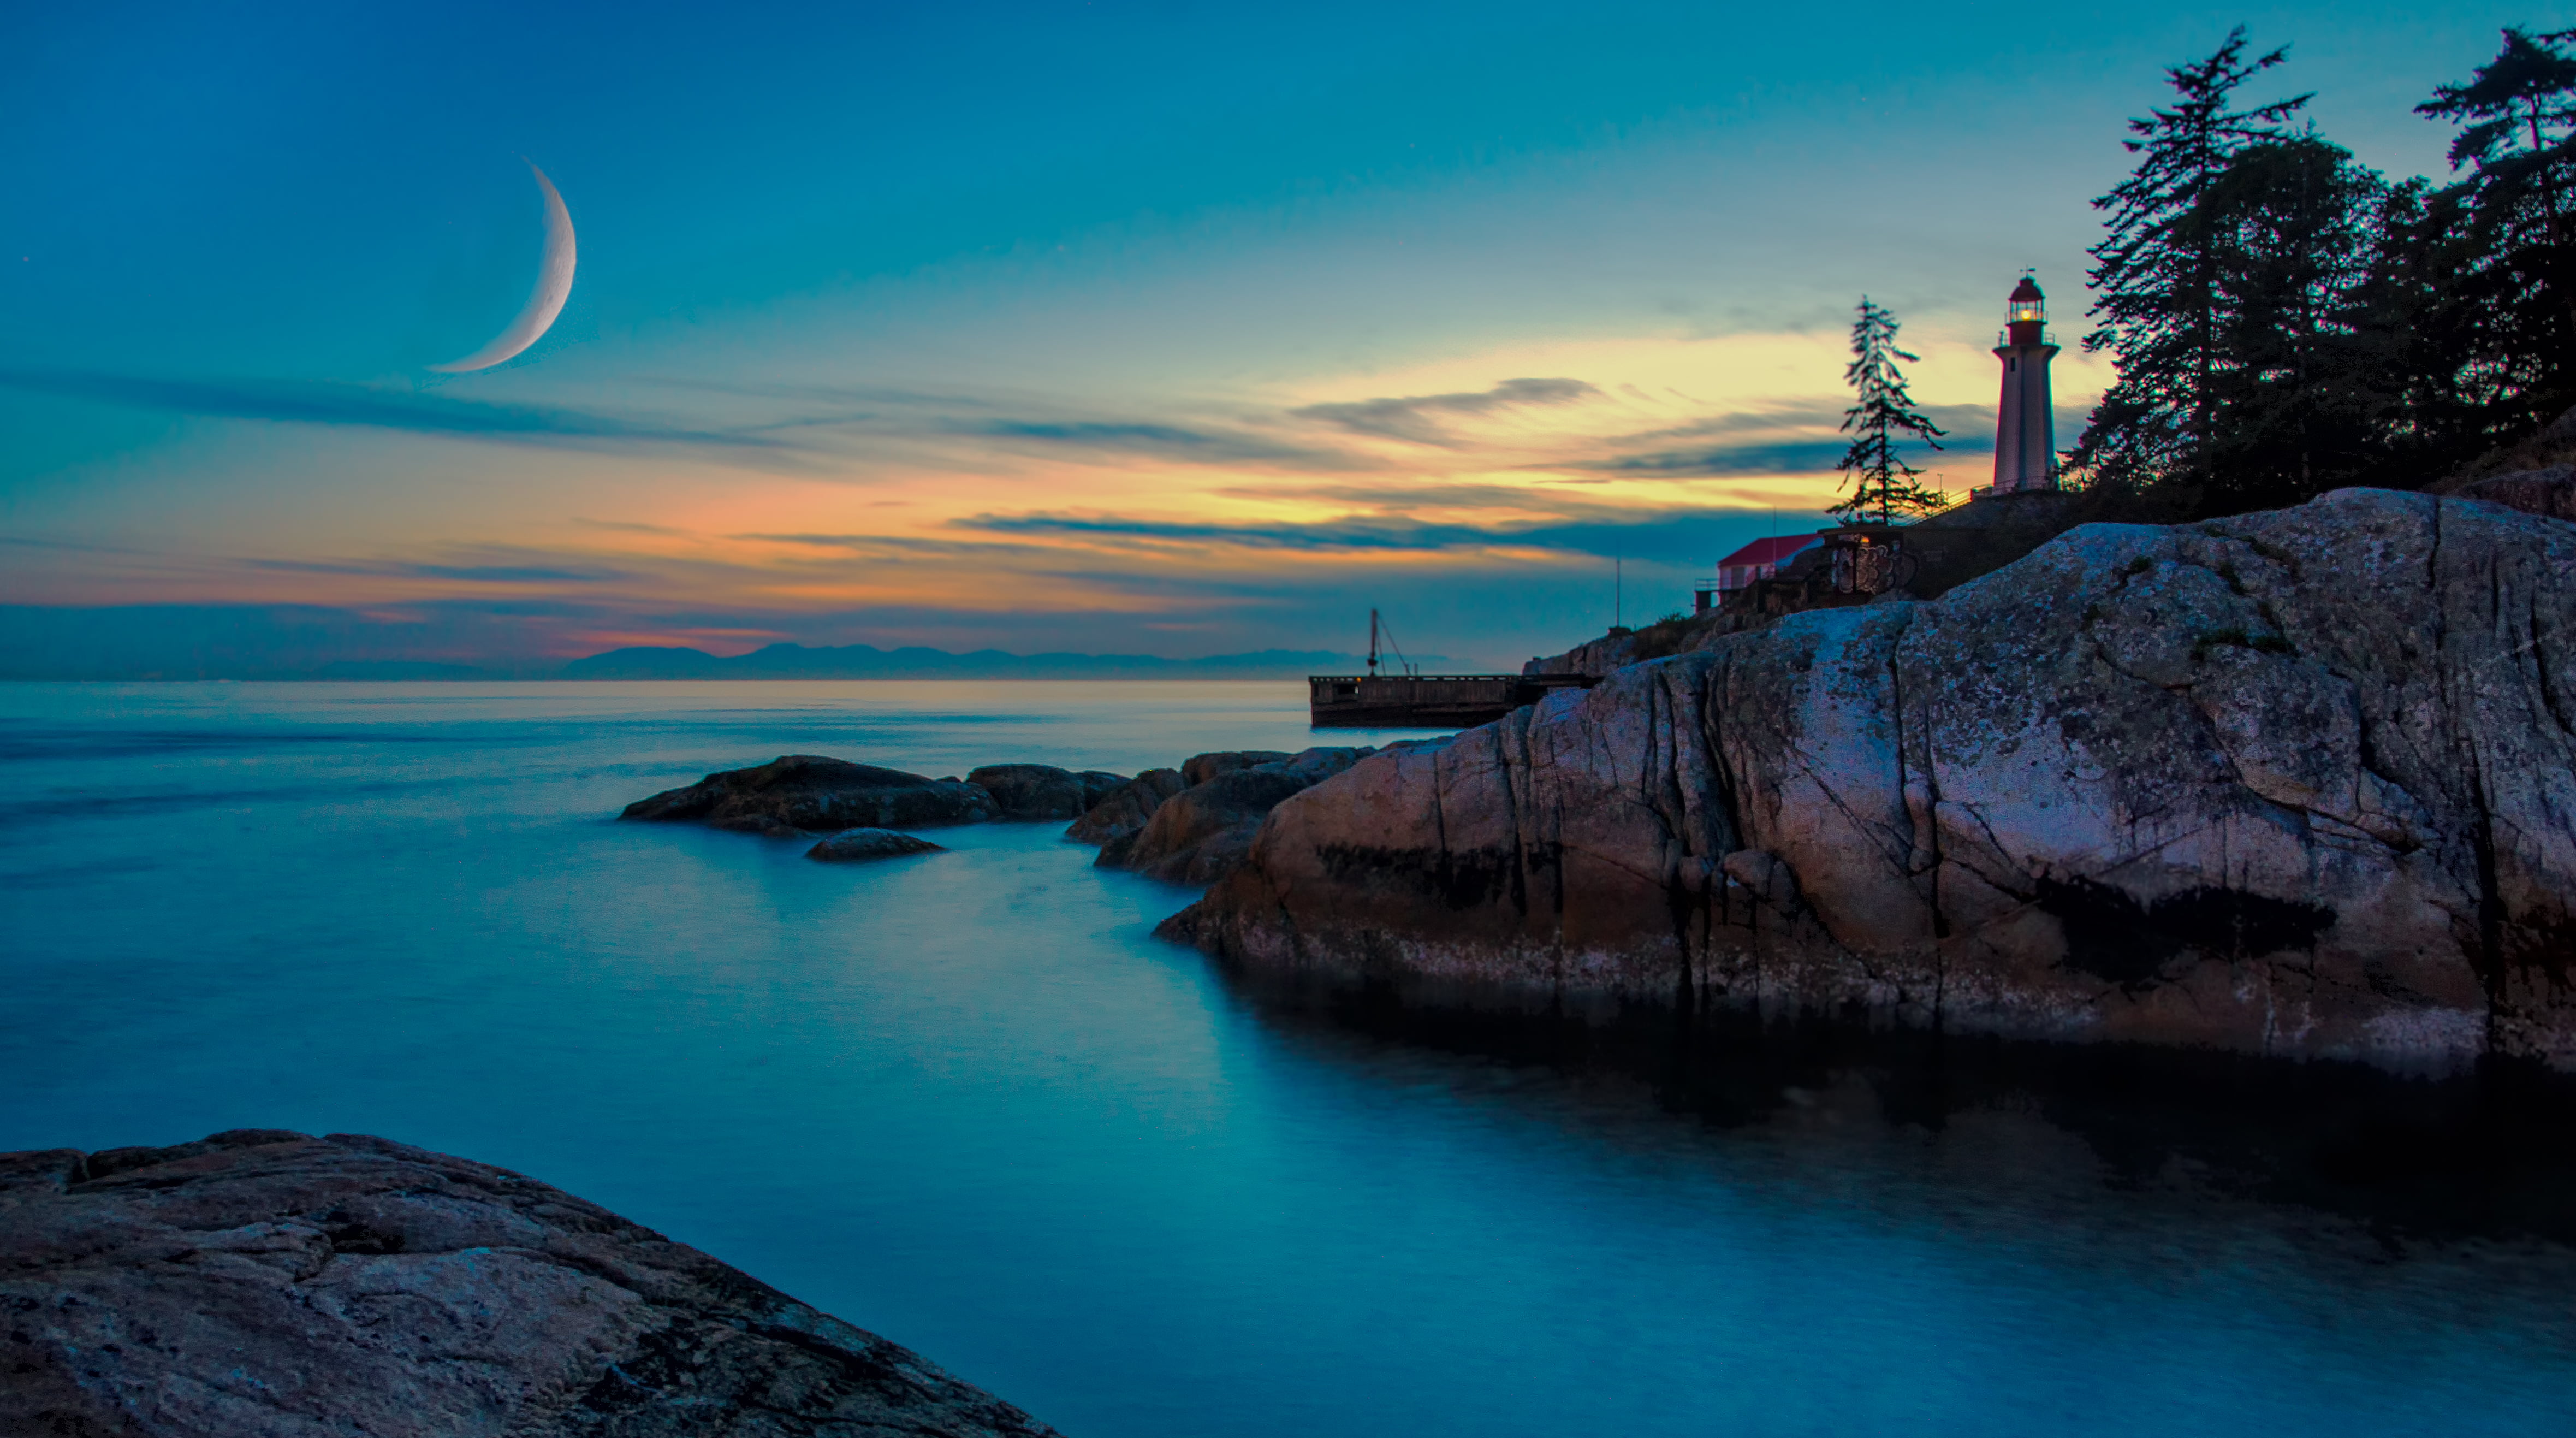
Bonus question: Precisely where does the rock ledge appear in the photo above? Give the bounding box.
[0,1129,1058,1437]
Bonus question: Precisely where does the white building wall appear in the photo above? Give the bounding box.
[1991,340,2060,492]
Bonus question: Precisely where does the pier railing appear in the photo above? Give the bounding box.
[1308,672,1598,727]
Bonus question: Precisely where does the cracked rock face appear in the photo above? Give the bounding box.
[0,1130,1059,1438]
[1167,489,2576,1072]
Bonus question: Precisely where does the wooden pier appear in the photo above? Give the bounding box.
[1307,672,1596,729]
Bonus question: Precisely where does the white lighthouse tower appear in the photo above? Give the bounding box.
[1981,274,2059,495]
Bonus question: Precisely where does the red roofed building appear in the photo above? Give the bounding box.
[1695,534,1825,613]
[1718,535,1823,590]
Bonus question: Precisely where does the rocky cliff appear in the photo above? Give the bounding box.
[1166,489,2576,1072]
[0,1129,1058,1437]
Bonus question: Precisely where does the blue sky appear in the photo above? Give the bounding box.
[0,1,2544,672]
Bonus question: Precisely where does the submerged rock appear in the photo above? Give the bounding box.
[966,764,1129,821]
[1065,767,1185,845]
[807,827,946,862]
[621,755,997,832]
[1101,747,1376,883]
[1166,489,2576,1073]
[0,1129,1059,1437]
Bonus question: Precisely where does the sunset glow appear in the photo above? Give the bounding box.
[0,1,2482,671]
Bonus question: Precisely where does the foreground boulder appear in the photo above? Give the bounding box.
[621,755,997,833]
[1167,489,2576,1072]
[0,1129,1058,1437]
[808,827,945,862]
[966,764,1127,821]
[1101,748,1375,883]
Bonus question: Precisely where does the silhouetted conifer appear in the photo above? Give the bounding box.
[1832,298,1946,524]
[2412,27,2576,451]
[2072,28,2310,494]
[2193,134,2398,509]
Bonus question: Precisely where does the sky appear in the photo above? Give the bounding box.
[0,1,2548,673]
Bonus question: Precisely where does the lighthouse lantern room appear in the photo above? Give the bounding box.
[1976,274,2060,497]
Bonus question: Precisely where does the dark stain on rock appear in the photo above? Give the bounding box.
[1316,842,1554,911]
[323,1208,405,1256]
[2038,876,2334,987]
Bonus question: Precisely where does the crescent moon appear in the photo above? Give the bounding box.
[431,161,575,373]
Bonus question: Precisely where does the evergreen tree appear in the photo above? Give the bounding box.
[1832,298,1946,524]
[2193,134,2395,508]
[2070,28,2311,493]
[2413,28,2576,449]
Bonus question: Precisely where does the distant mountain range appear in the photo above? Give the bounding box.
[0,607,1447,679]
[554,643,1398,680]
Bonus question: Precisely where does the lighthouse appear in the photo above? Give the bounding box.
[1983,275,2059,495]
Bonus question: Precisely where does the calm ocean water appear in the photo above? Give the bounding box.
[4,680,2573,1437]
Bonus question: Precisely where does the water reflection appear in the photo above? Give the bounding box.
[7,680,2573,1437]
[1238,971,2576,1250]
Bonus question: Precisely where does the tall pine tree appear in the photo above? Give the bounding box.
[2193,134,2394,508]
[1832,298,1946,524]
[2413,27,2576,450]
[2071,28,2310,493]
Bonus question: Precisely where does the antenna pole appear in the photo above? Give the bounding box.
[1367,608,1380,676]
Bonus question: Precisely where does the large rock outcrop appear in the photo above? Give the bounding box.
[1167,489,2576,1072]
[0,1129,1057,1437]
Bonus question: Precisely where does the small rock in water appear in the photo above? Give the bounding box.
[807,827,946,862]
[621,754,998,831]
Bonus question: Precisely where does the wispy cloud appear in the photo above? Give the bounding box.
[244,557,630,584]
[1568,439,1852,477]
[0,370,793,454]
[1291,377,1600,445]
[965,420,1351,468]
[1600,400,1847,446]
[953,505,1750,560]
